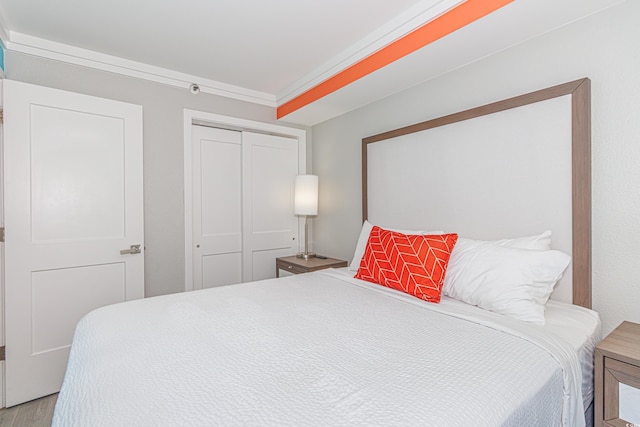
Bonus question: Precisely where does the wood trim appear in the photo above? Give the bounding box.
[603,357,640,426]
[595,348,605,425]
[362,79,587,144]
[596,321,640,367]
[594,322,640,426]
[362,137,369,222]
[605,419,631,427]
[275,256,348,278]
[362,78,592,308]
[603,365,620,423]
[571,79,592,308]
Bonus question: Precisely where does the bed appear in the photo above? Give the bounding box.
[53,78,598,426]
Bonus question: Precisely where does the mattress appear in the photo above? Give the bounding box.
[543,299,601,410]
[53,269,594,426]
[336,268,602,412]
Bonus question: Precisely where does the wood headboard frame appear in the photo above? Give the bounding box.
[362,78,591,308]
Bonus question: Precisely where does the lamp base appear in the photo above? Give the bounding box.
[296,252,316,260]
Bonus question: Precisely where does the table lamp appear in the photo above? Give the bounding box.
[294,175,318,259]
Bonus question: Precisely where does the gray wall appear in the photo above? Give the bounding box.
[312,0,640,336]
[4,51,309,297]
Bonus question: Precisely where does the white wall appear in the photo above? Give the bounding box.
[312,0,640,336]
[4,51,309,297]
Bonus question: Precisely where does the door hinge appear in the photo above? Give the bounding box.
[0,346,5,361]
[0,109,3,124]
[0,227,4,242]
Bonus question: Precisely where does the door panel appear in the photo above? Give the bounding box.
[242,132,298,282]
[251,144,297,233]
[30,105,125,242]
[252,248,291,282]
[3,80,144,406]
[200,135,241,237]
[192,126,242,289]
[202,253,242,289]
[31,263,125,353]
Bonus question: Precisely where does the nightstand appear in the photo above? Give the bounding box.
[594,321,640,427]
[275,256,348,278]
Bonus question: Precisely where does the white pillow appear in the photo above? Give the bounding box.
[440,229,552,298]
[443,241,570,325]
[490,230,552,251]
[348,220,443,271]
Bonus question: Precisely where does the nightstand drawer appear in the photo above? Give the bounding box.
[277,260,308,275]
[275,256,348,278]
[595,321,640,427]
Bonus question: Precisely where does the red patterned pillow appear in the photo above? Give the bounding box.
[355,226,458,303]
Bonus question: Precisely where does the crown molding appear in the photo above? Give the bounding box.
[1,1,464,111]
[6,32,277,107]
[275,0,465,104]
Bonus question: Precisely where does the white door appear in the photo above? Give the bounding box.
[192,125,243,289]
[190,127,299,289]
[242,132,298,281]
[3,80,144,406]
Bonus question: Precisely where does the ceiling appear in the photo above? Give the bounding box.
[0,0,625,125]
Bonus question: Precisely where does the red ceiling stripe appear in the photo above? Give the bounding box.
[277,0,514,119]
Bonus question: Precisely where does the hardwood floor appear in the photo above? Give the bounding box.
[0,394,58,427]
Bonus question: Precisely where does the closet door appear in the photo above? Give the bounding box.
[191,126,242,289]
[190,126,299,289]
[242,132,298,281]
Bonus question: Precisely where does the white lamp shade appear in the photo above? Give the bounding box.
[294,175,318,215]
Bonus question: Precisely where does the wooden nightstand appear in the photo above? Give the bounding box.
[275,256,348,278]
[594,321,640,427]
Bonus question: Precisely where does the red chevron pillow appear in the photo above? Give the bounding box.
[355,226,458,303]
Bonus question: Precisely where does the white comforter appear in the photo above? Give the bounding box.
[53,270,585,426]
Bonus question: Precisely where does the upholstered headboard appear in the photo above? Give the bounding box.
[362,79,591,308]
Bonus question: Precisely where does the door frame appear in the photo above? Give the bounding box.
[0,78,5,408]
[183,110,307,291]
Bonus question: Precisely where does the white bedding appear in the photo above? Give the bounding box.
[53,269,596,426]
[335,268,602,415]
[543,300,601,411]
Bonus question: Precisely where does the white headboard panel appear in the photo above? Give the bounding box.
[362,79,591,308]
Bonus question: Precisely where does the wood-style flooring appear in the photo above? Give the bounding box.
[0,394,57,427]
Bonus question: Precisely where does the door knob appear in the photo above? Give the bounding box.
[120,244,142,255]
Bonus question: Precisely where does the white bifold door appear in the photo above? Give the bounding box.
[191,125,299,290]
[3,80,144,406]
